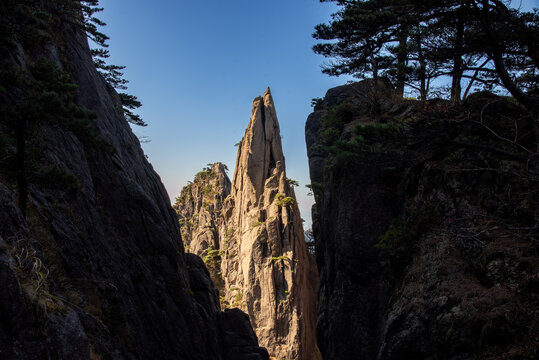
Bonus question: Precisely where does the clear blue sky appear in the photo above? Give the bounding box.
[97,0,537,228]
[98,0,350,228]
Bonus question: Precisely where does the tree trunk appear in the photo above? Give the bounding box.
[371,57,380,116]
[396,28,408,97]
[451,15,464,103]
[476,0,537,112]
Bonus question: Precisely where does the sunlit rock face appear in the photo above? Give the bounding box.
[222,88,321,360]
[176,89,321,360]
[174,162,231,295]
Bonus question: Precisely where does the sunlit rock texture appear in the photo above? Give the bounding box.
[176,89,321,360]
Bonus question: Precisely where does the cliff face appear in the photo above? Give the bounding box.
[306,81,538,359]
[176,89,321,360]
[0,4,266,360]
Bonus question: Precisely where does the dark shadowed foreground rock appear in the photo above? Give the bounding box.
[220,309,270,360]
[307,80,539,359]
[0,4,266,359]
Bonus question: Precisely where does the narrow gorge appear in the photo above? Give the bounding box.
[175,89,321,360]
[1,1,537,360]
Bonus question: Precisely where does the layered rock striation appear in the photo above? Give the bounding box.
[306,80,539,359]
[0,3,267,359]
[176,89,321,360]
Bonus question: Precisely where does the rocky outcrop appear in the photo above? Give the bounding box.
[306,80,539,359]
[222,88,320,360]
[174,163,231,293]
[174,163,231,255]
[0,3,266,359]
[177,89,321,359]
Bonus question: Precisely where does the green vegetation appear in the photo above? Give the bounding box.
[202,247,224,267]
[354,122,399,139]
[34,165,81,192]
[220,287,244,310]
[0,58,109,216]
[201,185,216,197]
[375,206,434,274]
[194,167,216,182]
[231,291,243,308]
[0,0,146,217]
[83,1,145,125]
[286,178,299,187]
[319,103,354,145]
[177,216,199,246]
[173,183,192,208]
[316,103,375,169]
[311,97,324,109]
[306,182,323,197]
[375,218,417,252]
[174,164,224,208]
[274,193,295,207]
[252,221,265,227]
[219,295,228,310]
[313,102,410,170]
[179,217,198,230]
[224,227,235,240]
[271,255,290,262]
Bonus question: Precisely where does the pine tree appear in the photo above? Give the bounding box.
[313,0,412,96]
[82,0,146,126]
[313,0,538,107]
[469,0,538,112]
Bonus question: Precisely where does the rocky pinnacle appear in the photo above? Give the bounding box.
[221,88,321,360]
[176,88,321,359]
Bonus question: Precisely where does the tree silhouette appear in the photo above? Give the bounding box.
[82,0,146,126]
[313,0,538,106]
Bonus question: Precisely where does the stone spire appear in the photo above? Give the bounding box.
[221,88,321,360]
[231,87,285,202]
[176,89,321,359]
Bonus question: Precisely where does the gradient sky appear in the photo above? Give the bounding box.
[97,0,353,228]
[97,0,537,228]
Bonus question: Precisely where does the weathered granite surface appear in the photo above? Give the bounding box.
[176,90,321,359]
[221,89,320,360]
